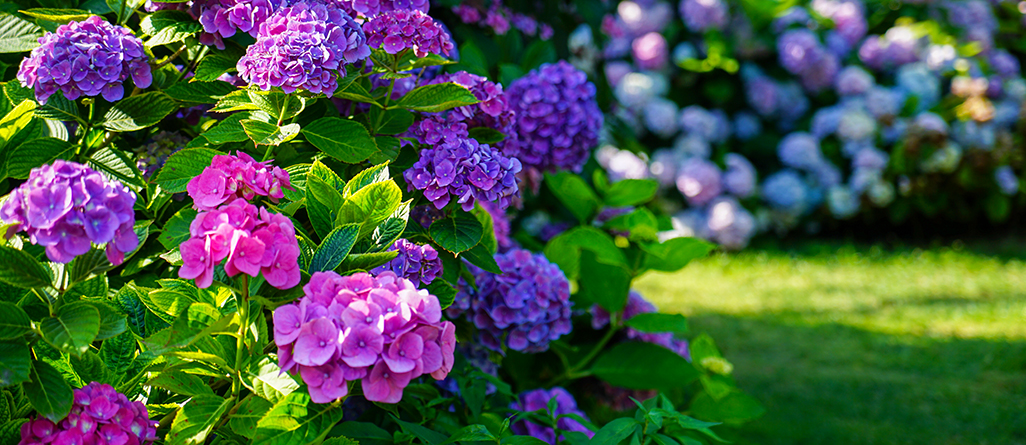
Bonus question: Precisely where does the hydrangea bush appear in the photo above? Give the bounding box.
[0,2,758,445]
[567,0,1026,248]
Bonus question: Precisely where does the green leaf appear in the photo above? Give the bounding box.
[39,302,100,356]
[689,390,765,424]
[603,179,659,207]
[336,180,403,239]
[19,8,93,23]
[425,279,456,310]
[590,342,700,391]
[101,92,179,131]
[394,418,447,445]
[367,200,409,252]
[229,396,273,439]
[24,360,72,422]
[397,83,480,113]
[194,54,238,82]
[430,213,483,254]
[0,339,30,386]
[309,224,359,273]
[155,148,220,193]
[342,164,388,198]
[338,251,398,272]
[440,424,495,444]
[0,14,43,53]
[88,146,146,190]
[303,117,379,164]
[333,72,376,104]
[200,111,251,145]
[164,302,230,348]
[165,80,237,105]
[148,373,214,397]
[577,250,632,313]
[3,137,74,179]
[242,119,301,146]
[87,300,127,340]
[471,203,497,254]
[0,245,51,289]
[32,91,80,122]
[330,421,391,443]
[544,172,600,223]
[248,90,307,122]
[0,100,35,152]
[370,135,400,164]
[624,313,688,335]
[461,243,501,274]
[167,394,233,445]
[468,127,505,145]
[69,351,111,386]
[244,355,299,404]
[640,237,714,273]
[322,437,359,445]
[543,227,627,279]
[98,331,136,379]
[603,208,659,242]
[141,10,202,47]
[306,164,344,240]
[589,418,639,445]
[369,107,414,135]
[0,302,31,339]
[252,392,345,445]
[158,207,199,251]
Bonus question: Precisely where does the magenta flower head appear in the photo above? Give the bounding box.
[370,239,443,287]
[273,271,456,404]
[20,382,157,445]
[337,0,429,17]
[404,117,522,212]
[185,152,292,211]
[238,0,370,96]
[507,61,603,173]
[1,161,138,265]
[424,71,519,157]
[193,0,283,39]
[364,10,455,58]
[447,249,572,353]
[178,199,300,289]
[511,387,595,443]
[17,16,151,104]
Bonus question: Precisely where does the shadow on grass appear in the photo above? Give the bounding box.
[693,313,1026,445]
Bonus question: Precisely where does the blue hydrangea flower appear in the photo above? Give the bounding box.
[733,112,762,141]
[762,170,811,214]
[370,239,443,287]
[778,132,823,170]
[995,166,1019,196]
[723,153,756,198]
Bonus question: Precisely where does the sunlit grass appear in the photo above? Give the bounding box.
[635,241,1026,445]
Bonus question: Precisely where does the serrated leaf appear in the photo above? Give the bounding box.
[369,107,413,135]
[39,302,100,356]
[19,8,93,23]
[338,251,398,272]
[242,119,300,146]
[32,91,79,122]
[336,180,403,239]
[461,243,501,274]
[0,339,30,386]
[158,207,199,251]
[98,331,136,380]
[165,80,237,105]
[303,117,379,164]
[168,394,232,445]
[24,360,72,422]
[0,245,51,289]
[149,373,214,397]
[200,111,251,145]
[0,14,42,53]
[142,10,202,47]
[248,90,306,122]
[194,54,237,82]
[87,300,127,340]
[0,302,31,339]
[155,148,220,193]
[309,224,359,273]
[342,164,388,198]
[88,146,146,190]
[430,213,483,254]
[0,100,35,153]
[244,355,299,404]
[252,392,345,445]
[397,83,479,112]
[425,279,455,310]
[230,396,274,439]
[100,92,178,131]
[3,137,74,179]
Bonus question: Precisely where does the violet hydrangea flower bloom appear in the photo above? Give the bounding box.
[238,0,370,96]
[676,157,723,207]
[17,16,151,104]
[364,9,455,58]
[448,248,572,353]
[404,118,522,211]
[178,199,301,289]
[273,271,456,404]
[778,132,823,171]
[19,382,157,445]
[511,387,595,444]
[506,61,603,173]
[338,0,429,17]
[1,161,138,265]
[723,153,756,198]
[424,71,519,156]
[679,0,729,32]
[186,152,292,211]
[370,239,443,287]
[995,166,1019,196]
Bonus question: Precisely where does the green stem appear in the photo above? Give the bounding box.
[568,315,620,374]
[232,276,250,401]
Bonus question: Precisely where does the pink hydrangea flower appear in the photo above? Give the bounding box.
[20,382,156,445]
[185,152,292,211]
[178,199,301,289]
[273,271,456,404]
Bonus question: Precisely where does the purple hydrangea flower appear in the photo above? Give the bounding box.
[723,153,756,198]
[274,271,456,404]
[371,239,443,287]
[679,0,729,32]
[813,0,866,47]
[480,200,514,252]
[859,27,920,71]
[741,65,779,117]
[135,131,188,180]
[995,166,1019,196]
[364,9,455,58]
[990,50,1020,79]
[679,105,721,142]
[193,0,283,41]
[17,16,151,104]
[632,32,669,71]
[405,117,521,212]
[773,6,810,32]
[851,146,889,171]
[706,197,756,250]
[642,98,680,138]
[20,382,157,445]
[777,29,838,92]
[238,1,370,96]
[676,157,723,207]
[1,161,138,265]
[338,0,428,17]
[836,110,876,142]
[425,71,518,156]
[762,170,810,214]
[448,248,572,353]
[778,132,823,170]
[733,112,762,141]
[511,387,595,443]
[618,1,674,35]
[835,65,874,96]
[597,146,650,182]
[507,61,603,173]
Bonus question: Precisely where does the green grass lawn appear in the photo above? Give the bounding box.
[634,240,1026,445]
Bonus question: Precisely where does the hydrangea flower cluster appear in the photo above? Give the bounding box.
[186,152,292,211]
[452,1,553,40]
[273,271,456,404]
[777,29,839,92]
[448,248,572,353]
[238,1,370,95]
[364,10,454,58]
[591,291,690,359]
[510,387,595,443]
[17,16,151,104]
[19,382,156,445]
[679,0,729,32]
[506,61,603,173]
[135,131,189,179]
[370,239,443,287]
[178,199,300,289]
[339,0,428,17]
[426,72,518,156]
[1,161,138,264]
[404,118,522,211]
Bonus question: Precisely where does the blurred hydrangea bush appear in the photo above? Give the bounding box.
[0,1,759,445]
